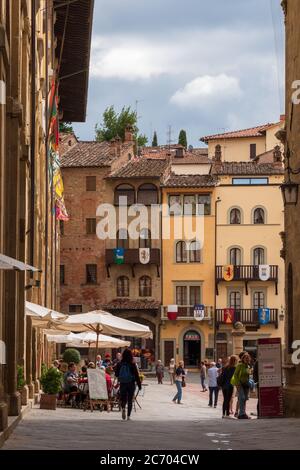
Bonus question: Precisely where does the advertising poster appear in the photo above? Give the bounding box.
[257,338,283,418]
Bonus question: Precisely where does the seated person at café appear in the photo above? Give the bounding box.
[102,353,112,368]
[64,362,79,403]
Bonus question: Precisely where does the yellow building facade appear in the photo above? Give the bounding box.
[161,171,218,367]
[160,121,285,369]
[208,124,285,359]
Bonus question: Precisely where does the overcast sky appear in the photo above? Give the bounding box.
[72,0,285,147]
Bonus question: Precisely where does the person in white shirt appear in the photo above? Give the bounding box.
[207,362,219,408]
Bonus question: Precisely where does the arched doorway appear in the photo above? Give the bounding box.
[183,330,201,367]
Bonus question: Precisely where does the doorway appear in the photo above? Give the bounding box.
[183,330,201,367]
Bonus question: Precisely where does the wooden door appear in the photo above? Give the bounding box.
[164,341,175,366]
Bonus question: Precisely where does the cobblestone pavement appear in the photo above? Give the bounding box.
[2,376,300,450]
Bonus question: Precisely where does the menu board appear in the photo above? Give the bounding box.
[87,368,108,400]
[257,338,283,418]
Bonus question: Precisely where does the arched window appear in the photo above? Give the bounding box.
[253,207,265,224]
[139,276,152,297]
[189,240,201,263]
[229,291,241,310]
[117,229,129,249]
[288,263,294,353]
[114,184,135,206]
[230,247,241,265]
[139,229,151,249]
[253,247,265,265]
[230,208,241,225]
[137,184,158,205]
[176,241,187,263]
[117,276,129,297]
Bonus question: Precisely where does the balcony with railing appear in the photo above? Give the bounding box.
[216,308,279,328]
[161,305,213,320]
[216,265,279,295]
[105,249,160,277]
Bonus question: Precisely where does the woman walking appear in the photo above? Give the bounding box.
[220,355,237,418]
[169,358,175,385]
[115,349,142,421]
[172,360,186,404]
[231,352,251,419]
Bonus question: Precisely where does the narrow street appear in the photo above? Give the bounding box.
[2,377,300,451]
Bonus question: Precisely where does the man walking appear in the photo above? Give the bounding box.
[207,362,219,408]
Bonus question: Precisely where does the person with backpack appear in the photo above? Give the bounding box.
[115,349,142,421]
[219,355,237,418]
[231,352,251,419]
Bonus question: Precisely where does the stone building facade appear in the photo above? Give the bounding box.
[0,0,94,440]
[281,0,300,417]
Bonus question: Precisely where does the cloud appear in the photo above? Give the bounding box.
[170,75,242,108]
[90,36,180,80]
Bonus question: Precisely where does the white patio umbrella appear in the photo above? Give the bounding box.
[53,310,152,357]
[26,301,67,327]
[46,333,80,344]
[67,332,131,349]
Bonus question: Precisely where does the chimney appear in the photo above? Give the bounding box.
[175,147,184,158]
[110,136,122,157]
[214,144,222,162]
[125,125,134,142]
[273,145,283,167]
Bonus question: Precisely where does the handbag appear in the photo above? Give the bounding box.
[182,377,186,388]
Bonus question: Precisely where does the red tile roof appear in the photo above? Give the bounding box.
[102,299,161,310]
[107,158,168,179]
[163,173,218,188]
[200,123,278,143]
[211,161,284,176]
[61,141,115,168]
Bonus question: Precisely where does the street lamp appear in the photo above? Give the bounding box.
[281,147,300,206]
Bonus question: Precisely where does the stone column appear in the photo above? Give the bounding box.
[32,328,40,393]
[231,322,246,356]
[25,316,34,399]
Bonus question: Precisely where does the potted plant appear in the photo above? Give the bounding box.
[63,348,81,365]
[40,367,63,410]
